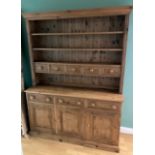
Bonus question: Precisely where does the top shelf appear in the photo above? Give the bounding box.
[31,31,124,36]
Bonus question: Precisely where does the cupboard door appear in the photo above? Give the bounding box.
[86,110,120,145]
[56,105,84,139]
[28,102,55,133]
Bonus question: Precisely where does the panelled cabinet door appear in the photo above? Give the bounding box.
[56,105,84,139]
[28,102,55,133]
[86,110,120,145]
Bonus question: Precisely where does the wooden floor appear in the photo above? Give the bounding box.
[22,133,132,155]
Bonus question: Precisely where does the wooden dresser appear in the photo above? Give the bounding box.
[24,6,132,152]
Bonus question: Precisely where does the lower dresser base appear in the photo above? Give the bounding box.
[29,131,120,152]
[25,86,123,153]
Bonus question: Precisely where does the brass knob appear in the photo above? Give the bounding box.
[46,97,51,102]
[87,123,90,127]
[112,105,117,110]
[30,95,35,100]
[77,101,81,105]
[91,103,95,107]
[58,99,63,103]
[90,68,94,72]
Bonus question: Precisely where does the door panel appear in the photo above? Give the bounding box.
[56,105,84,138]
[28,102,55,133]
[87,110,119,145]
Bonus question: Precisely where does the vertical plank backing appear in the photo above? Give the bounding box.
[26,20,36,86]
[119,15,129,93]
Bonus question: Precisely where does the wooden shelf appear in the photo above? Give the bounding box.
[31,31,124,36]
[35,61,121,66]
[33,48,123,52]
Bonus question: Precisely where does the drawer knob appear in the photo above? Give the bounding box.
[53,67,59,71]
[46,97,51,102]
[112,105,117,110]
[91,103,95,107]
[71,68,76,72]
[38,66,43,70]
[58,99,63,103]
[90,68,94,72]
[110,69,114,73]
[77,101,81,105]
[30,95,35,100]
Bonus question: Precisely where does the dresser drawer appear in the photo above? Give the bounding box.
[50,64,65,74]
[83,66,100,76]
[100,66,121,77]
[56,96,84,107]
[86,99,119,111]
[34,63,49,73]
[27,93,53,104]
[65,65,82,75]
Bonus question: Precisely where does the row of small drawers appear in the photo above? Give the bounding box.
[34,62,121,77]
[27,93,119,110]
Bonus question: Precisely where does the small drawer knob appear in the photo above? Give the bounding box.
[91,103,95,107]
[58,99,63,103]
[77,101,81,105]
[53,67,59,71]
[112,105,117,110]
[30,95,35,100]
[38,66,43,70]
[90,68,94,72]
[110,69,114,73]
[46,97,51,102]
[71,68,76,72]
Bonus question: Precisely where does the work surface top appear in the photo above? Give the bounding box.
[25,86,123,103]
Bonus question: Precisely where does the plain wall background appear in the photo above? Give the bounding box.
[21,0,133,128]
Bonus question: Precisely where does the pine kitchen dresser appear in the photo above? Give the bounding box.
[24,6,132,152]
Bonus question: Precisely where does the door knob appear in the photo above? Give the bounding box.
[30,95,35,100]
[58,99,63,103]
[46,97,51,102]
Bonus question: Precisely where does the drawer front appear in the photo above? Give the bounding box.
[99,66,121,77]
[34,63,49,73]
[56,96,84,107]
[65,65,82,75]
[50,64,65,74]
[83,66,100,76]
[87,99,119,111]
[27,93,53,104]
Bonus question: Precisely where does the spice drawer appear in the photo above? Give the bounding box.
[34,62,49,73]
[34,62,121,77]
